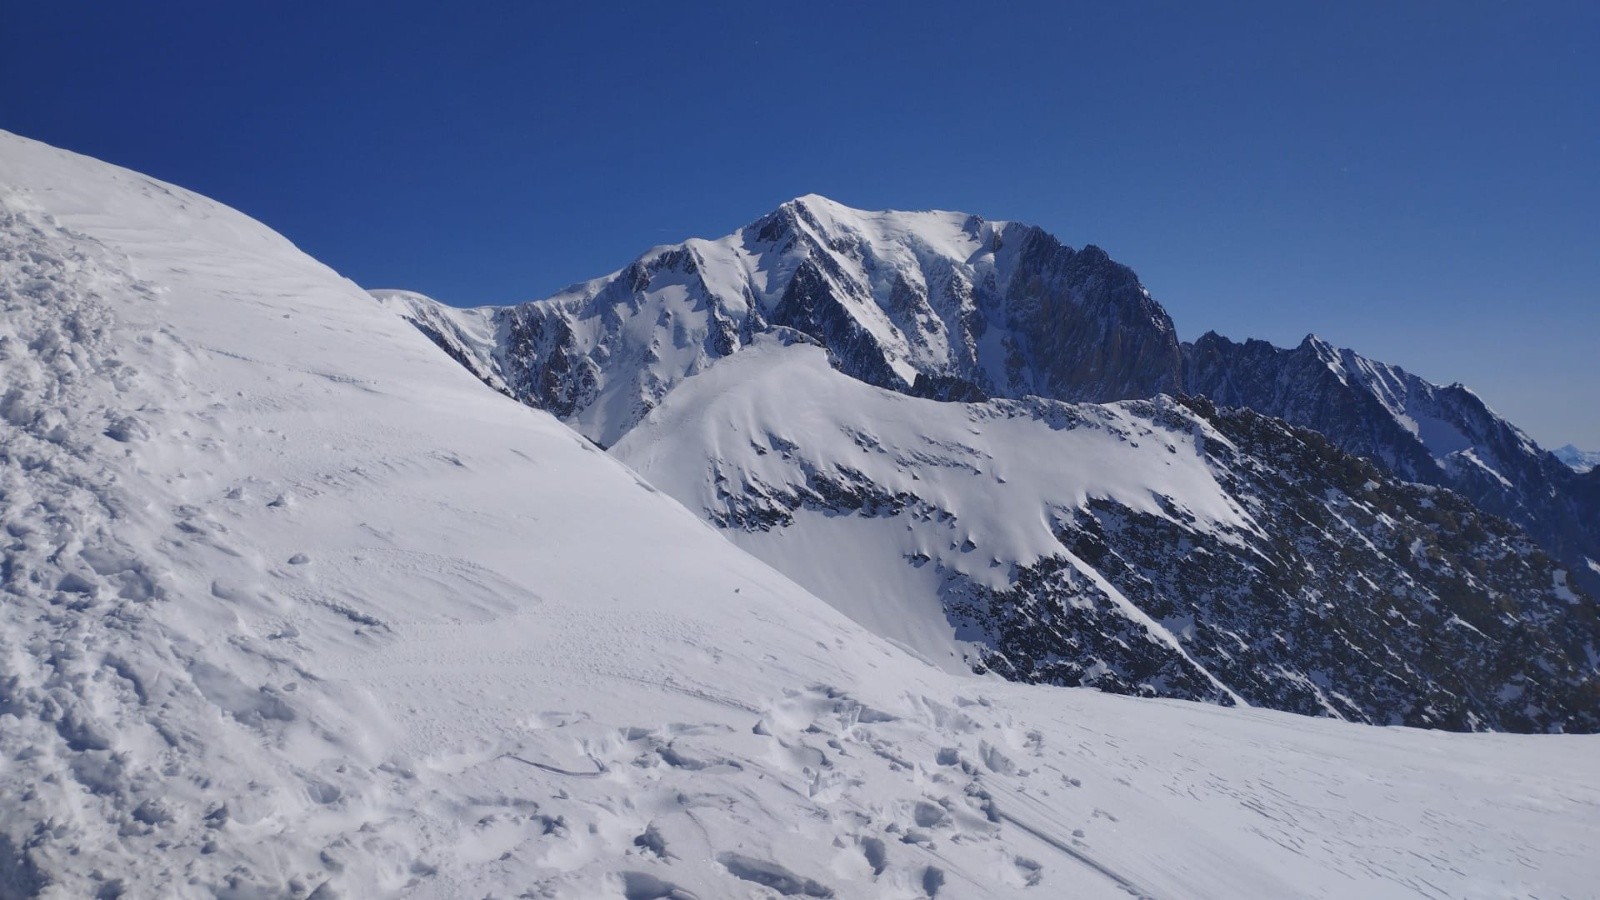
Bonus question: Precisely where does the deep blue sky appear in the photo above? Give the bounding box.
[4,2,1597,446]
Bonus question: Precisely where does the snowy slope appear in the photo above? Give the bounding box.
[611,335,1254,676]
[613,339,1600,732]
[5,131,1600,898]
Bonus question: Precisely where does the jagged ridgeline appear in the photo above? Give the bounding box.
[378,196,1600,732]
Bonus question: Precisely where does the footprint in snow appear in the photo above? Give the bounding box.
[715,852,834,898]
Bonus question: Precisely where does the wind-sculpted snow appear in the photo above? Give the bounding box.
[615,341,1600,732]
[7,131,1600,897]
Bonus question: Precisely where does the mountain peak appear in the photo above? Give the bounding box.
[1555,444,1600,473]
[772,192,845,225]
[440,193,1182,445]
[784,191,845,211]
[769,194,997,245]
[1297,332,1334,352]
[1077,243,1112,263]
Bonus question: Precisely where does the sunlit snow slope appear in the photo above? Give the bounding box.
[4,131,1599,899]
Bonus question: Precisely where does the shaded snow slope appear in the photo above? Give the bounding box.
[614,340,1600,732]
[5,132,1600,898]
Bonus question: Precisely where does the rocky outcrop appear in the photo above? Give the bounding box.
[996,232,1182,403]
[1184,332,1600,595]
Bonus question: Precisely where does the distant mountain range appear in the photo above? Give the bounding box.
[1556,444,1600,473]
[378,195,1600,732]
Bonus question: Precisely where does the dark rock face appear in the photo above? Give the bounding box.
[769,259,911,393]
[995,232,1183,404]
[946,550,1237,707]
[1183,333,1600,596]
[1183,334,1440,481]
[500,305,597,420]
[1060,399,1600,732]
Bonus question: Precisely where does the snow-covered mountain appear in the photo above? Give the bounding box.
[376,194,1181,448]
[1555,443,1600,473]
[381,195,1599,730]
[8,131,1600,897]
[383,196,1600,601]
[613,337,1600,732]
[1185,332,1600,596]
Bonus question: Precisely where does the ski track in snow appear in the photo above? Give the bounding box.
[2,131,1600,898]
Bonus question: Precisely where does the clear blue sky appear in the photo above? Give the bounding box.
[4,2,1596,447]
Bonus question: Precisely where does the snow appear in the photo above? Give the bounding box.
[618,338,1258,570]
[370,288,506,391]
[735,511,979,674]
[4,129,1600,898]
[613,336,1265,679]
[1553,569,1583,605]
[1447,447,1516,490]
[474,194,1019,446]
[1554,444,1600,473]
[1319,341,1482,459]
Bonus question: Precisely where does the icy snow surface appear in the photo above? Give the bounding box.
[3,131,1599,898]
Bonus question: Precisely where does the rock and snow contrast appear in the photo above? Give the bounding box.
[373,194,1181,450]
[380,196,1600,602]
[1185,333,1600,597]
[4,131,1600,898]
[612,338,1600,732]
[381,191,1600,732]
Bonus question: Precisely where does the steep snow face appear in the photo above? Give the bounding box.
[1185,332,1600,595]
[615,340,1600,732]
[1555,444,1600,473]
[8,132,1600,899]
[425,194,1181,446]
